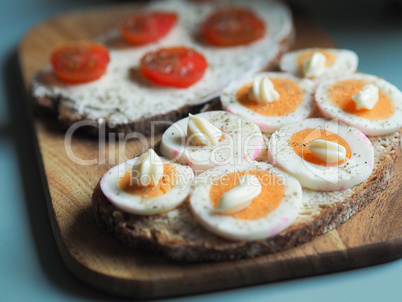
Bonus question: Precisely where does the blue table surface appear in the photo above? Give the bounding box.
[0,0,401,301]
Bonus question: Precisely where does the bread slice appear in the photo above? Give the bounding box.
[92,131,400,262]
[31,0,294,136]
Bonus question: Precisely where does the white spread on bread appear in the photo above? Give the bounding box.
[303,52,326,78]
[308,139,347,164]
[213,175,261,214]
[248,76,280,104]
[187,114,222,146]
[131,149,163,187]
[352,84,379,110]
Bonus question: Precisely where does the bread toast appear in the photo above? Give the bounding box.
[92,131,400,262]
[32,0,294,136]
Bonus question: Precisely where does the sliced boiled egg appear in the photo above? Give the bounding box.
[268,118,374,191]
[315,73,402,136]
[190,161,302,241]
[220,72,315,134]
[280,48,358,82]
[160,111,264,174]
[100,150,194,215]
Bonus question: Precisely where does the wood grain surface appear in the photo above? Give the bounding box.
[18,3,402,299]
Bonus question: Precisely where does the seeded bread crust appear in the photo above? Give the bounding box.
[32,29,294,137]
[92,131,400,262]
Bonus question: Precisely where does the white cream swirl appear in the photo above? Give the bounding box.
[248,76,280,104]
[131,149,164,187]
[308,139,347,164]
[187,114,223,146]
[213,175,262,214]
[352,84,379,110]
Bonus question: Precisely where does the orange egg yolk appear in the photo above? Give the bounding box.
[236,78,304,116]
[290,128,351,167]
[297,49,337,67]
[209,170,284,220]
[119,163,177,198]
[328,79,394,120]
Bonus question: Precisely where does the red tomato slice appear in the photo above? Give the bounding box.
[51,42,110,84]
[140,47,208,88]
[202,7,266,46]
[119,11,177,45]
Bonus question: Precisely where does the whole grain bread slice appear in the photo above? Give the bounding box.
[92,131,400,262]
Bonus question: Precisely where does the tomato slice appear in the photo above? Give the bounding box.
[202,7,266,46]
[140,47,208,88]
[51,42,110,84]
[119,11,177,45]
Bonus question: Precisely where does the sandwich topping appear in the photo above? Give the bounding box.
[119,11,177,45]
[160,111,264,174]
[290,129,351,167]
[307,139,347,164]
[297,49,337,69]
[248,76,280,105]
[187,114,223,146]
[202,7,266,47]
[268,118,374,191]
[221,72,315,133]
[315,73,402,136]
[212,175,262,214]
[140,47,208,88]
[303,52,327,78]
[280,48,358,81]
[130,149,164,187]
[352,84,379,110]
[328,79,393,120]
[50,41,110,84]
[190,162,302,241]
[100,150,194,215]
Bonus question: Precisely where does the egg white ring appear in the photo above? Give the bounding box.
[279,48,358,82]
[160,111,264,174]
[100,157,194,215]
[315,73,402,136]
[268,118,374,191]
[221,72,315,134]
[190,161,302,241]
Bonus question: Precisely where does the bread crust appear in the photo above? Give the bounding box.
[32,29,294,137]
[92,132,400,262]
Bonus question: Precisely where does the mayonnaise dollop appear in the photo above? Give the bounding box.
[352,84,379,110]
[308,139,347,164]
[213,175,262,214]
[187,114,223,146]
[248,76,280,104]
[303,52,326,78]
[131,149,164,187]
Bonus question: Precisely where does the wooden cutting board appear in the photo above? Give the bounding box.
[17,3,402,299]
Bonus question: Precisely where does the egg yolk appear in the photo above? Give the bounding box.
[290,128,351,167]
[297,49,337,67]
[236,78,304,116]
[209,170,284,220]
[119,163,177,198]
[328,79,394,120]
